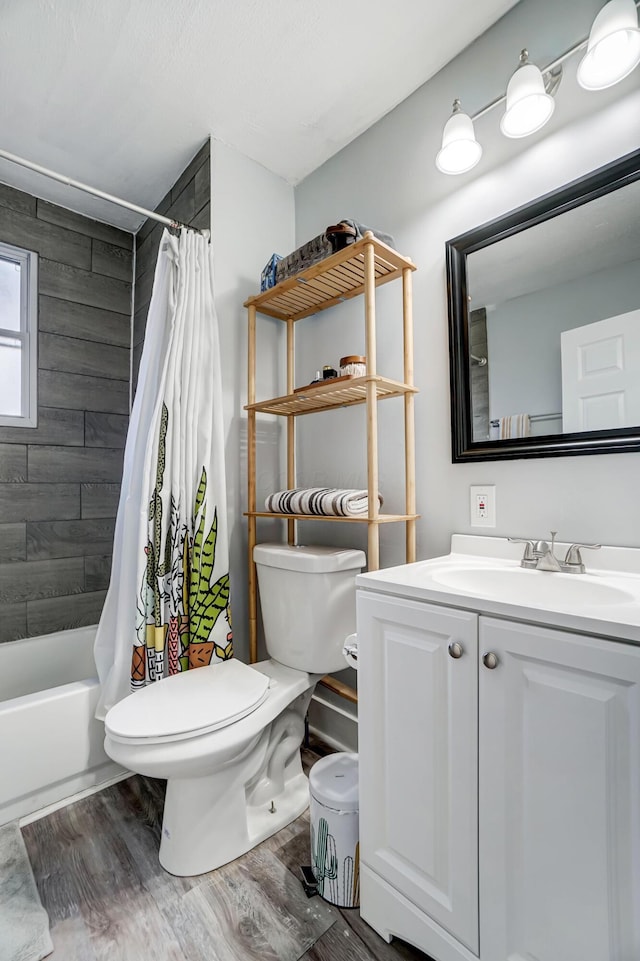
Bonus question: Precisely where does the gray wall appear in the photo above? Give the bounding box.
[487,259,640,423]
[294,0,640,569]
[132,140,210,388]
[0,185,133,642]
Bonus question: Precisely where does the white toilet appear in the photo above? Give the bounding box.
[103,543,365,877]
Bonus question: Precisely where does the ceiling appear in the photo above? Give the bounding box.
[468,178,640,307]
[0,0,518,232]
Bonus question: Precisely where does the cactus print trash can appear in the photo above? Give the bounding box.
[309,752,360,907]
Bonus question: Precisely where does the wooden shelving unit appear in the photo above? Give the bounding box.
[244,232,418,702]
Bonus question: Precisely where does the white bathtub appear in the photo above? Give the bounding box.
[0,625,124,825]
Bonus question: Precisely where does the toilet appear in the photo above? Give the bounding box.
[103,543,365,877]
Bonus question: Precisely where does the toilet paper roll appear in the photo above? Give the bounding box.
[343,633,358,670]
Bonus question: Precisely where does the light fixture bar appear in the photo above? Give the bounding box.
[469,0,640,123]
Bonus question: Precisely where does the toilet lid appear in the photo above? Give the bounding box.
[105,659,270,743]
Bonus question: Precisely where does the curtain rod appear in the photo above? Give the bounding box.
[0,147,198,232]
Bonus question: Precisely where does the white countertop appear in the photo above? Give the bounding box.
[356,535,640,644]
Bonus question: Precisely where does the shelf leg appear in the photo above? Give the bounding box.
[248,304,258,664]
[402,266,416,563]
[286,319,296,546]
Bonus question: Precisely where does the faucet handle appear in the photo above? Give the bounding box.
[563,543,602,574]
[508,537,534,558]
[508,537,536,567]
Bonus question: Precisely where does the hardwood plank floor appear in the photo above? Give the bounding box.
[22,738,428,961]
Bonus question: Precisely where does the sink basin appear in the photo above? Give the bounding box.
[430,566,636,608]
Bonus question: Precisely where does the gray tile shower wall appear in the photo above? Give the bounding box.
[0,187,133,642]
[132,139,210,391]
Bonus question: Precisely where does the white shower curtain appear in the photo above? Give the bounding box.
[94,228,231,718]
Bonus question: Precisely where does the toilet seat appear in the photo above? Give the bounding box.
[105,659,270,745]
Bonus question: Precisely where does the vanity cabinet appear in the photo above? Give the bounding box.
[357,590,640,961]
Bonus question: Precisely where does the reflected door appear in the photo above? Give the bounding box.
[561,308,640,432]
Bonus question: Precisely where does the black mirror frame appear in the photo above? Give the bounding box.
[446,147,640,463]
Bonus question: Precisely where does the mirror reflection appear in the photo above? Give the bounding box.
[467,179,640,443]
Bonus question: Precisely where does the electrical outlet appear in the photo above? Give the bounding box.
[470,485,496,527]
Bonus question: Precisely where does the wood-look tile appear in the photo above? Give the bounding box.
[134,267,155,316]
[28,445,124,483]
[136,190,172,245]
[36,200,132,250]
[85,554,111,591]
[0,556,84,603]
[0,601,26,642]
[0,522,26,561]
[133,305,148,346]
[0,443,27,481]
[39,369,129,414]
[194,158,210,219]
[39,332,130,381]
[191,201,210,231]
[0,407,84,446]
[170,141,210,205]
[40,295,131,348]
[0,482,79,522]
[92,238,134,281]
[80,483,121,519]
[167,180,196,228]
[26,589,106,635]
[39,259,131,314]
[0,205,92,269]
[85,411,128,448]
[22,744,425,961]
[135,222,163,280]
[0,182,36,216]
[26,517,116,560]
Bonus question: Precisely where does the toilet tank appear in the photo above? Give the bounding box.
[253,544,366,674]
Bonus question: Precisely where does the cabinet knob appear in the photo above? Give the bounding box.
[482,651,499,670]
[448,642,464,659]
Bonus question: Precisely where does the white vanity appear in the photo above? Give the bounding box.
[356,535,640,961]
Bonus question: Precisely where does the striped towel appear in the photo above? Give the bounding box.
[498,414,530,438]
[265,488,383,517]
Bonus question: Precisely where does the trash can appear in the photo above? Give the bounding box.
[309,752,360,907]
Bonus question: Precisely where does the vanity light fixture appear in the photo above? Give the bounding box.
[435,99,483,175]
[577,0,640,90]
[500,50,555,138]
[435,0,640,174]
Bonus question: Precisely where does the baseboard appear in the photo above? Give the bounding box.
[308,692,358,753]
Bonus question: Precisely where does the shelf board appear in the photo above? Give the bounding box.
[244,233,416,322]
[245,512,419,524]
[245,375,417,416]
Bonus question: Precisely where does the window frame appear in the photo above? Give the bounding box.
[0,240,38,428]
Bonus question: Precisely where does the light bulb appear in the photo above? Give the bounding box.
[501,52,555,139]
[578,0,640,90]
[436,100,482,175]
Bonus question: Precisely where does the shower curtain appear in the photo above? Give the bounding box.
[94,228,232,719]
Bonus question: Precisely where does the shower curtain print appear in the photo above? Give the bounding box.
[94,227,232,716]
[131,405,232,690]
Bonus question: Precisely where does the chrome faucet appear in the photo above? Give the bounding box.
[509,532,601,574]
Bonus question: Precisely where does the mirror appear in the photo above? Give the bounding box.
[446,148,640,462]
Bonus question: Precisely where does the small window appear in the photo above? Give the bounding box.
[0,241,38,427]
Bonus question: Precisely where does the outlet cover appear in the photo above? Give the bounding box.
[470,485,496,527]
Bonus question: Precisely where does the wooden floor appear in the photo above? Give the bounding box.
[22,739,428,961]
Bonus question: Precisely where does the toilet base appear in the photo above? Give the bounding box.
[158,685,313,876]
[159,770,310,877]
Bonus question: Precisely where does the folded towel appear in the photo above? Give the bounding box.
[265,488,383,517]
[492,414,530,439]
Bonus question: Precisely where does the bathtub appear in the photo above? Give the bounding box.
[0,625,125,825]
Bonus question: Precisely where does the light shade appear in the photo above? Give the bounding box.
[500,52,555,138]
[435,100,482,175]
[577,0,640,90]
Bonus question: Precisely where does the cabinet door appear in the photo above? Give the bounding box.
[479,617,640,961]
[358,591,479,954]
